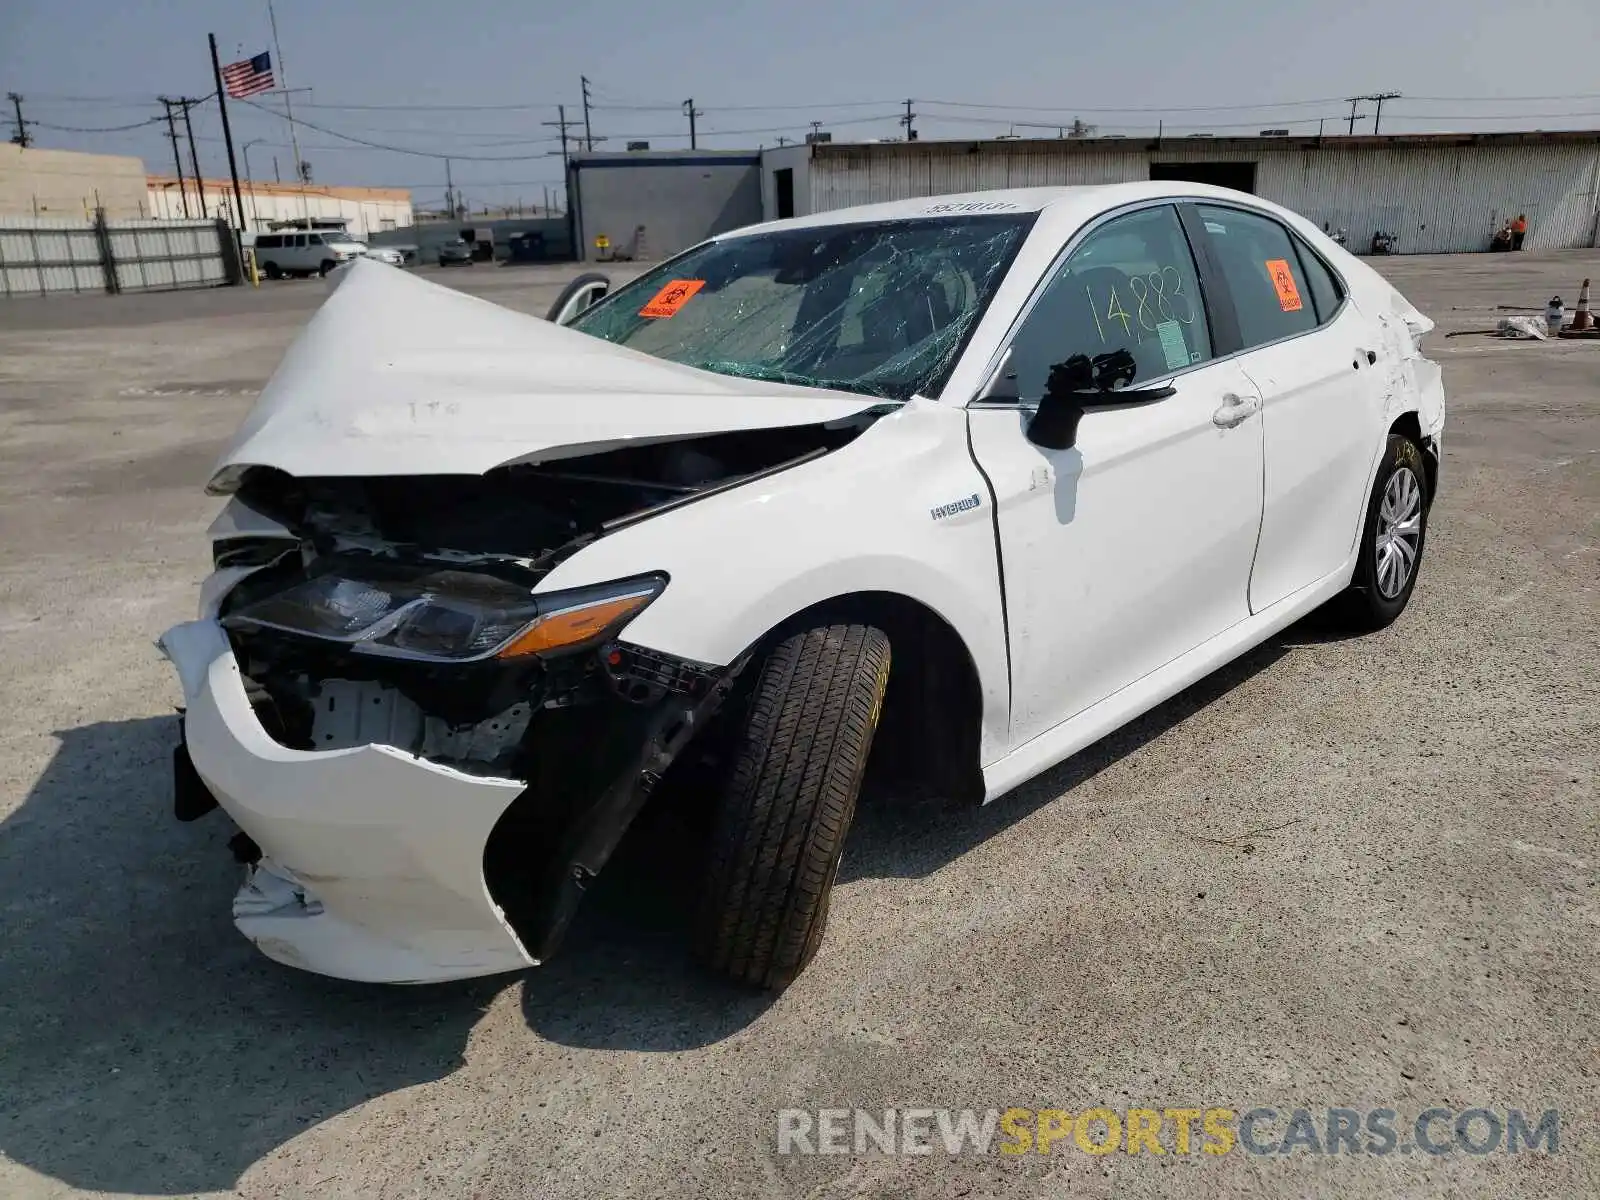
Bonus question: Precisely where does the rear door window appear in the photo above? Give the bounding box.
[1196,205,1318,349]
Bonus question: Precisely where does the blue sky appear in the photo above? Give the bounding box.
[4,0,1598,211]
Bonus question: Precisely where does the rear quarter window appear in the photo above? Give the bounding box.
[1292,236,1345,323]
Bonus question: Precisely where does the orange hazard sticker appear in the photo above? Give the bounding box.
[1265,259,1303,312]
[639,279,705,318]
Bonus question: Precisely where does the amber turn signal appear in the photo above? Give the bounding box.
[496,591,656,659]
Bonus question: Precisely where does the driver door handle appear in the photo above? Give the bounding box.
[1212,393,1261,429]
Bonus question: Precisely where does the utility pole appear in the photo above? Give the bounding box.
[1370,91,1401,135]
[1345,96,1368,135]
[901,98,917,141]
[683,99,701,149]
[7,93,30,148]
[208,34,248,232]
[179,98,207,218]
[580,75,594,151]
[542,104,575,156]
[159,98,190,217]
[444,157,455,219]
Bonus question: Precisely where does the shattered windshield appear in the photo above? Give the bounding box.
[569,214,1036,401]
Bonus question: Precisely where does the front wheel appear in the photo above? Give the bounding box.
[546,272,611,325]
[1334,433,1430,630]
[696,624,891,990]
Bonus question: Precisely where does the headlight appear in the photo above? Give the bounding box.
[221,565,665,663]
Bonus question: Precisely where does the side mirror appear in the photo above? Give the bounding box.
[1025,352,1175,450]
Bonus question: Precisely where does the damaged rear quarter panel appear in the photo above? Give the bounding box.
[533,398,1014,766]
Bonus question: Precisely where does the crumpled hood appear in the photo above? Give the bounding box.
[209,259,884,489]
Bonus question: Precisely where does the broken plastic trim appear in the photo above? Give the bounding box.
[512,649,752,962]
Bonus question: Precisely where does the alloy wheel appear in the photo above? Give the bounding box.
[1375,466,1422,598]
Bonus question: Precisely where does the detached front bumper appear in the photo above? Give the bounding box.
[160,619,534,983]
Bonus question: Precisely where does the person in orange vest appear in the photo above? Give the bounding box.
[1512,214,1528,251]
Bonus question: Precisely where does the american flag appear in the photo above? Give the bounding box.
[221,52,275,99]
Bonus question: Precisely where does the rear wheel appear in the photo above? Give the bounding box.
[1334,433,1430,630]
[696,624,890,990]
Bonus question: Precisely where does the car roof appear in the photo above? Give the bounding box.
[728,181,1279,238]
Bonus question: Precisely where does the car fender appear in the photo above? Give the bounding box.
[536,397,1013,764]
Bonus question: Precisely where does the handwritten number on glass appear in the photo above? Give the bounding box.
[1084,267,1197,344]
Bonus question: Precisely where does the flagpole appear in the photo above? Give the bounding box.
[208,34,248,233]
[265,0,310,225]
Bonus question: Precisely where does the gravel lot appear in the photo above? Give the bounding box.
[1,253,1595,1200]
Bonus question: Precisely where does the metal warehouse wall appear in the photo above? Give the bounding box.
[569,152,763,262]
[805,139,1600,253]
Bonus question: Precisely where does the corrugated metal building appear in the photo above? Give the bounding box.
[764,132,1600,254]
[567,149,763,262]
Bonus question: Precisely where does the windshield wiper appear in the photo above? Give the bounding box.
[688,359,901,400]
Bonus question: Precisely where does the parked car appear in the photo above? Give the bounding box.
[361,245,406,267]
[436,238,474,266]
[252,230,367,278]
[162,183,1444,990]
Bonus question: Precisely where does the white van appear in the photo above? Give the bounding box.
[252,231,367,279]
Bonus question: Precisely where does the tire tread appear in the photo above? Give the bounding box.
[697,624,890,989]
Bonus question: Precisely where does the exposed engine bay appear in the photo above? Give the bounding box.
[213,418,878,777]
[230,419,876,566]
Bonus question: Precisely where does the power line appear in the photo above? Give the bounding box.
[922,111,1345,131]
[238,97,564,160]
[1379,109,1600,121]
[1401,92,1600,102]
[31,116,163,133]
[916,95,1353,114]
[591,98,902,112]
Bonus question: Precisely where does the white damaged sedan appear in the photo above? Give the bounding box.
[161,183,1444,989]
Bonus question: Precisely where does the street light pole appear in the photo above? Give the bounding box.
[242,138,266,229]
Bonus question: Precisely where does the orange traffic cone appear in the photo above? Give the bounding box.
[1571,278,1593,331]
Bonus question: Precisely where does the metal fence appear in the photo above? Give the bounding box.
[0,213,242,298]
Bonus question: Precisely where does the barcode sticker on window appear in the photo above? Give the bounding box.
[1157,320,1189,370]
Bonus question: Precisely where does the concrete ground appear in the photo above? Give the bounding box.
[0,253,1595,1199]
